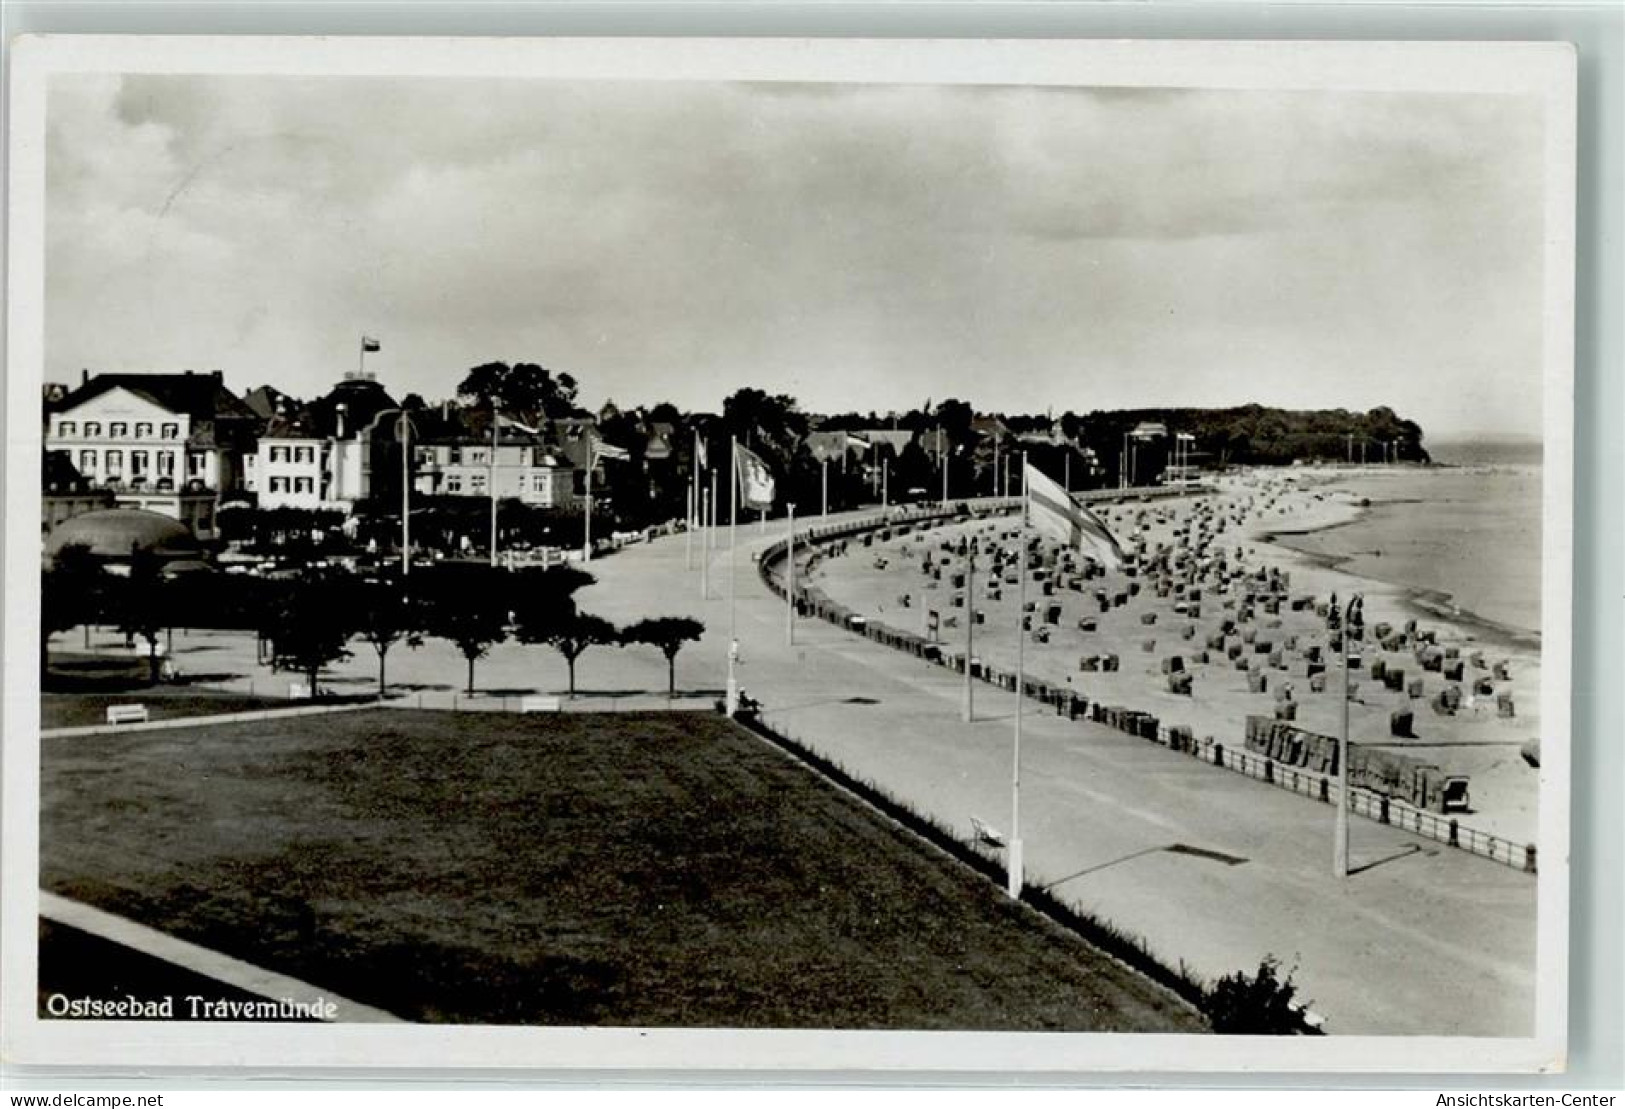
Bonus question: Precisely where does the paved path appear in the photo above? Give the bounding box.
[67,505,1536,1035]
[578,514,1537,1038]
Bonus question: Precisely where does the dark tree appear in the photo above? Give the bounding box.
[267,571,357,698]
[721,388,808,473]
[620,616,706,696]
[516,608,618,698]
[352,578,423,698]
[40,543,104,672]
[110,547,171,684]
[415,563,512,694]
[456,361,581,426]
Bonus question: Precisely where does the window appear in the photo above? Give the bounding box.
[57,421,76,437]
[130,450,149,475]
[83,422,101,438]
[109,422,128,439]
[533,474,549,493]
[294,446,314,465]
[270,446,289,464]
[78,450,96,473]
[294,477,314,494]
[104,449,123,476]
[135,422,153,439]
[470,472,487,491]
[269,477,289,494]
[161,423,179,440]
[158,453,175,476]
[188,453,205,476]
[445,475,463,494]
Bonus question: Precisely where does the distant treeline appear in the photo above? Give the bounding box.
[1053,405,1430,468]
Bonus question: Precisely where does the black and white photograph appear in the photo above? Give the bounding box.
[1,36,1576,1074]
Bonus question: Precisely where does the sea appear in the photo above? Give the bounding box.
[1270,437,1545,640]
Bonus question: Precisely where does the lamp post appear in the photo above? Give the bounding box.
[1334,593,1364,877]
[961,538,976,723]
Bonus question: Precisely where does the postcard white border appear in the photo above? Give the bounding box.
[2,34,1576,1075]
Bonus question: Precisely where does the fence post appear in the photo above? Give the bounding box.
[1263,758,1274,784]
[1379,796,1390,824]
[1524,844,1537,873]
[1319,777,1329,803]
[1448,818,1459,847]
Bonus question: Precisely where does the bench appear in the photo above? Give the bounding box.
[105,704,149,726]
[519,695,562,714]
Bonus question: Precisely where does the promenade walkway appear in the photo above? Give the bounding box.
[577,512,1537,1038]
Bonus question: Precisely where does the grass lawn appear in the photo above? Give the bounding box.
[40,709,1204,1031]
[40,690,299,731]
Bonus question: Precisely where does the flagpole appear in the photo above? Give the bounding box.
[685,480,694,570]
[489,399,500,568]
[821,457,829,518]
[700,485,710,600]
[786,502,796,646]
[1008,454,1029,898]
[726,437,740,715]
[399,411,410,577]
[582,437,593,564]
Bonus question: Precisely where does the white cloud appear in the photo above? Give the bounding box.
[44,74,1547,436]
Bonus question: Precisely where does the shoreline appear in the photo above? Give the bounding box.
[1260,524,1542,653]
[1248,469,1542,652]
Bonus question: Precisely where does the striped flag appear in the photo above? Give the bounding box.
[496,413,541,436]
[1024,462,1125,570]
[735,443,776,509]
[361,336,381,352]
[694,432,708,470]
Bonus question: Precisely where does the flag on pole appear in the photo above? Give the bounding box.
[695,433,708,471]
[496,413,542,436]
[592,438,631,462]
[361,336,381,352]
[735,443,776,509]
[1024,462,1125,570]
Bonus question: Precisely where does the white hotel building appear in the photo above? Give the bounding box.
[43,370,258,538]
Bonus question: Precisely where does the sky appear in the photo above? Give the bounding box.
[45,74,1549,437]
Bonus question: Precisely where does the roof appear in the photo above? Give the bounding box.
[242,384,291,422]
[45,508,199,562]
[263,378,401,441]
[854,429,914,453]
[804,430,862,461]
[42,450,88,493]
[55,371,257,424]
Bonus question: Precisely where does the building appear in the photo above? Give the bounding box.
[44,370,258,539]
[412,419,577,509]
[41,450,115,535]
[242,374,401,511]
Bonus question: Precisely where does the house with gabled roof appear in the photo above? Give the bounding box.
[44,369,259,538]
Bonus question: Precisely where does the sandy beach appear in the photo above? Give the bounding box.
[803,466,1544,845]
